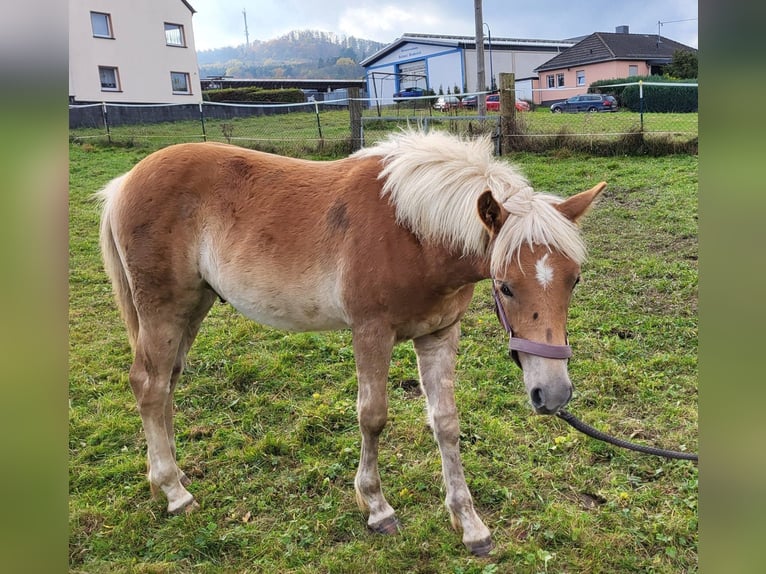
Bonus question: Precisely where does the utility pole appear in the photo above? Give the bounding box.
[484,23,494,92]
[474,0,486,117]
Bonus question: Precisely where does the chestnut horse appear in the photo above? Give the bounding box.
[98,131,604,555]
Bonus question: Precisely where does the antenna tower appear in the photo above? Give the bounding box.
[243,8,250,48]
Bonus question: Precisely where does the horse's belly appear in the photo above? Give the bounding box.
[199,234,350,331]
[206,270,349,332]
[228,294,349,332]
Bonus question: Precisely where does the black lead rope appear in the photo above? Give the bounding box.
[556,409,698,462]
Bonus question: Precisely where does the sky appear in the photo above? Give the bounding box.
[188,0,698,52]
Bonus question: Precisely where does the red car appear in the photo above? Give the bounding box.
[486,94,530,112]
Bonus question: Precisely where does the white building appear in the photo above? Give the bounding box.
[69,0,201,104]
[360,33,576,104]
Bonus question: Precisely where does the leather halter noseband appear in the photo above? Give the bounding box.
[491,283,572,361]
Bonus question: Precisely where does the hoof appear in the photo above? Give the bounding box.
[167,496,199,516]
[369,515,401,535]
[466,537,493,557]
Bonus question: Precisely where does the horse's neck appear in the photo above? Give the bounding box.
[432,247,491,290]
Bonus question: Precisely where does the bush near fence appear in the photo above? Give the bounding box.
[204,87,306,104]
[591,76,698,112]
[621,82,698,113]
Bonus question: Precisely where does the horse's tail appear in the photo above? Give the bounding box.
[96,174,139,351]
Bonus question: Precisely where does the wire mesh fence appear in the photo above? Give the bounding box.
[69,96,697,156]
[69,101,355,155]
[360,112,500,149]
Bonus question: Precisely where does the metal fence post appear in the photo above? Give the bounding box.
[101,102,111,144]
[199,102,207,142]
[313,98,323,140]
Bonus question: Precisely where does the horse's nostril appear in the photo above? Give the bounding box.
[530,387,544,408]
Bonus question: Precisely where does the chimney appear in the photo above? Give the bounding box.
[616,25,629,34]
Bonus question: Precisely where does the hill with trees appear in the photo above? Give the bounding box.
[197,30,385,80]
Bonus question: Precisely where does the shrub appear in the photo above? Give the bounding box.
[590,75,697,113]
[204,87,306,104]
[621,82,697,113]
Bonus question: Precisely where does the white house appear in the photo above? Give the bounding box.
[360,33,576,104]
[68,0,202,104]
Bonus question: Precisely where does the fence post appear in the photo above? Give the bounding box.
[348,88,362,152]
[313,98,323,140]
[101,102,112,144]
[199,102,207,142]
[639,79,644,132]
[499,73,515,155]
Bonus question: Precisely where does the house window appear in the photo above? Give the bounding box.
[628,65,639,76]
[576,70,586,86]
[171,72,191,94]
[91,12,113,38]
[165,23,186,47]
[547,75,555,88]
[99,66,120,91]
[557,73,565,87]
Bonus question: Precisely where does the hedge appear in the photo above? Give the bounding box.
[203,87,306,104]
[590,75,698,113]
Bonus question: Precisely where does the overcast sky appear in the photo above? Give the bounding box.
[189,0,697,52]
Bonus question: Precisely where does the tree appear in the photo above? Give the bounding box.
[665,50,698,79]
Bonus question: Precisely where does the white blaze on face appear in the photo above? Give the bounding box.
[535,253,554,289]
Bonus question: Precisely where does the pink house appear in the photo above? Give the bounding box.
[532,26,697,106]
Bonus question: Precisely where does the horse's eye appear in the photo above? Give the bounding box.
[500,284,513,297]
[573,275,581,288]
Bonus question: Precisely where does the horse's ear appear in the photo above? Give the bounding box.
[477,190,505,235]
[556,182,606,224]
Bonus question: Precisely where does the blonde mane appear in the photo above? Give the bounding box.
[353,131,587,274]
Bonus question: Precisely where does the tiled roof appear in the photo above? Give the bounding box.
[535,32,697,72]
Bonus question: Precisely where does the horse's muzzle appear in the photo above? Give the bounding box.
[530,383,573,415]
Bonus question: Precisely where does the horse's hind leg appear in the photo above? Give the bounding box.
[413,323,492,556]
[130,318,194,514]
[352,326,399,534]
[130,292,214,515]
[162,293,217,489]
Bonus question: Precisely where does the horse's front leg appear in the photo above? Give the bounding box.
[413,322,493,555]
[352,325,399,534]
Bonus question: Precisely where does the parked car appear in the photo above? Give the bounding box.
[433,95,461,110]
[393,87,426,101]
[434,94,477,110]
[486,94,530,112]
[550,94,618,113]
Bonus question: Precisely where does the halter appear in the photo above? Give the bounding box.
[491,283,572,361]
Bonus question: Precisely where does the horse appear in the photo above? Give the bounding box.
[97,130,605,555]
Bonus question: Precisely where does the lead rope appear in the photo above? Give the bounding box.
[556,409,698,462]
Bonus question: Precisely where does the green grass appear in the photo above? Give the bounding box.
[69,142,697,572]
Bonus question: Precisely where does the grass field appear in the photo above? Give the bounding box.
[69,141,697,573]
